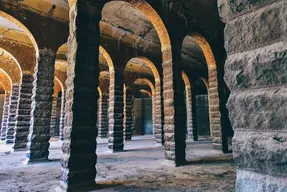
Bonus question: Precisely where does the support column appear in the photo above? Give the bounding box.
[153,80,162,144]
[219,0,287,190]
[59,1,103,190]
[108,73,124,151]
[25,48,55,163]
[192,92,198,141]
[185,85,193,142]
[13,74,34,150]
[59,91,65,140]
[98,93,108,138]
[0,93,10,140]
[208,67,222,149]
[50,96,58,137]
[5,85,20,144]
[123,87,133,141]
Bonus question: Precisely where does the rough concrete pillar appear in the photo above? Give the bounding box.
[59,1,103,190]
[13,74,33,150]
[0,93,10,140]
[153,81,162,144]
[98,93,108,138]
[123,87,133,141]
[185,86,193,142]
[50,96,58,137]
[108,72,124,151]
[5,85,20,144]
[218,0,287,190]
[25,48,55,163]
[59,91,65,140]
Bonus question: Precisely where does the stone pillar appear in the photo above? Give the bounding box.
[218,0,287,190]
[59,91,65,140]
[0,93,10,140]
[5,85,20,144]
[98,93,108,138]
[108,72,124,151]
[163,40,186,165]
[208,67,222,149]
[13,74,33,150]
[185,85,193,142]
[123,87,133,141]
[153,80,162,144]
[59,1,103,190]
[25,48,55,163]
[50,96,58,137]
[192,92,198,141]
[0,94,5,132]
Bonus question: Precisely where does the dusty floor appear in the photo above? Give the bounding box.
[0,136,236,192]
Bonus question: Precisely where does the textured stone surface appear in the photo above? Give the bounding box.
[123,87,133,141]
[0,93,10,140]
[50,96,58,137]
[25,48,55,162]
[5,85,20,144]
[98,93,108,138]
[185,85,193,141]
[59,91,65,140]
[0,94,5,132]
[13,74,34,150]
[236,170,287,192]
[108,72,124,151]
[224,0,286,54]
[220,0,287,190]
[153,81,162,144]
[59,2,102,190]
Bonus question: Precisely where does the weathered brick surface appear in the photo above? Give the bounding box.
[5,85,20,144]
[25,48,55,162]
[13,74,33,150]
[220,0,287,190]
[0,93,10,140]
[123,88,133,141]
[108,73,124,151]
[50,96,58,137]
[98,93,108,138]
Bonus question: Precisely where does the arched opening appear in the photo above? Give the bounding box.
[133,78,154,136]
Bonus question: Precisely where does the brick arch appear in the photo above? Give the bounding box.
[133,78,155,95]
[139,89,152,97]
[0,11,38,55]
[54,77,64,97]
[0,68,12,93]
[200,77,209,89]
[0,48,22,84]
[182,71,191,88]
[188,32,222,149]
[97,87,102,97]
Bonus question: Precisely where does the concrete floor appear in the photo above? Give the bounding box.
[0,136,235,192]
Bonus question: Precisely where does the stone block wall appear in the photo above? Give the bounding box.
[218,0,287,190]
